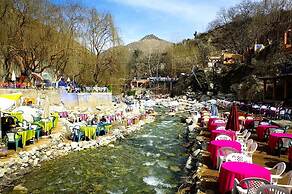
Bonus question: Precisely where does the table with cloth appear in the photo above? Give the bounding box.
[218,161,271,193]
[256,124,280,141]
[210,130,237,141]
[59,111,68,118]
[35,120,53,133]
[16,130,36,147]
[208,117,219,127]
[268,133,292,151]
[104,124,112,132]
[51,112,59,128]
[79,114,88,121]
[244,119,254,129]
[208,121,226,131]
[10,112,24,123]
[80,126,96,139]
[208,140,241,168]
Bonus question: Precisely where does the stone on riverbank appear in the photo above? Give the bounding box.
[13,184,28,193]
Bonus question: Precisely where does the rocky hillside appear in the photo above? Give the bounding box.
[126,34,173,54]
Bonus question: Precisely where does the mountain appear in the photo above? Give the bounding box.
[126,34,173,54]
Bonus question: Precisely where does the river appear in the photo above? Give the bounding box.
[7,111,188,194]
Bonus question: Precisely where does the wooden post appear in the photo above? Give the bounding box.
[263,79,267,101]
[273,79,276,100]
[284,78,287,99]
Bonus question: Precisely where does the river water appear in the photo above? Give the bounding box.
[8,112,187,194]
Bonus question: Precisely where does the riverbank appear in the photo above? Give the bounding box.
[0,113,155,192]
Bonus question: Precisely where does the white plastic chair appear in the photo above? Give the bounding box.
[217,147,241,169]
[237,132,251,148]
[216,126,226,130]
[274,170,292,193]
[260,122,270,126]
[233,177,270,194]
[237,129,248,138]
[244,142,258,163]
[225,153,250,164]
[265,162,286,184]
[214,120,225,124]
[215,134,232,141]
[256,185,289,194]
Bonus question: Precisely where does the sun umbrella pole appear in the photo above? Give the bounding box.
[0,109,2,139]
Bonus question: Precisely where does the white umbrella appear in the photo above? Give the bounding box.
[13,106,43,122]
[67,77,71,82]
[11,70,16,81]
[0,97,15,111]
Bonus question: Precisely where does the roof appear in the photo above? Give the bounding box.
[259,73,292,80]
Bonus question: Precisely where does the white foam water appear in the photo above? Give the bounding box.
[143,176,173,188]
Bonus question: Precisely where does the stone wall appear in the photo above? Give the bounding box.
[0,89,112,109]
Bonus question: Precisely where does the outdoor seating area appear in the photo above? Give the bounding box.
[1,111,58,152]
[62,108,148,143]
[200,101,292,193]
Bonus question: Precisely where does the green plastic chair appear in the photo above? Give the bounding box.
[6,132,21,151]
[31,125,42,141]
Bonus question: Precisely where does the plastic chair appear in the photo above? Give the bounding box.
[256,185,289,194]
[237,129,248,137]
[6,132,21,151]
[216,126,226,130]
[214,120,225,124]
[233,177,270,194]
[217,147,241,169]
[31,125,42,141]
[215,134,232,141]
[265,162,286,184]
[237,132,251,148]
[225,153,250,163]
[275,170,292,193]
[277,138,292,156]
[72,125,84,142]
[253,120,260,129]
[244,142,258,163]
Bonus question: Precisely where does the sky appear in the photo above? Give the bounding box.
[53,0,243,44]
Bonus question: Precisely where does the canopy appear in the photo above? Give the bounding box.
[0,93,22,101]
[13,106,43,122]
[226,103,240,131]
[0,98,16,111]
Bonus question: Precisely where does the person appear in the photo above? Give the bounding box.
[100,116,107,123]
[91,116,98,125]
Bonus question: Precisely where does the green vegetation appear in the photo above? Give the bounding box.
[1,0,292,97]
[0,0,128,89]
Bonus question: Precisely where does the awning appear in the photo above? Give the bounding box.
[0,93,22,101]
